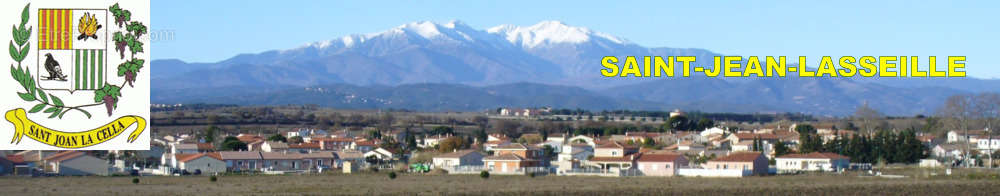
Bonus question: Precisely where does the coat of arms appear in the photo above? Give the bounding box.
[3,1,149,150]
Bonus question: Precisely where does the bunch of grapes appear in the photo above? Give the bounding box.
[103,95,116,116]
[124,70,136,87]
[115,40,127,59]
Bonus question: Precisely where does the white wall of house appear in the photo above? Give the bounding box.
[179,157,226,174]
[977,138,1000,152]
[433,152,484,168]
[775,158,849,172]
[594,148,622,157]
[52,156,109,176]
[637,161,682,176]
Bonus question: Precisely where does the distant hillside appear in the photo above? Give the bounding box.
[153,83,648,112]
[151,20,998,116]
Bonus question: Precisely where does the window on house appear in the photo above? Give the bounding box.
[665,164,670,169]
[724,165,728,169]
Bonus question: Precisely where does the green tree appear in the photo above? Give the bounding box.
[202,126,219,143]
[268,134,286,142]
[696,118,715,131]
[431,126,454,135]
[663,116,690,133]
[220,136,247,151]
[773,140,790,157]
[438,137,465,153]
[405,133,417,150]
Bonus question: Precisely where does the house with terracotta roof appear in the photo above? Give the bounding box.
[558,143,593,162]
[432,150,484,170]
[289,143,322,153]
[175,152,225,174]
[310,137,354,150]
[261,152,306,171]
[483,140,512,152]
[351,140,378,152]
[636,153,688,176]
[13,150,54,168]
[588,141,640,171]
[483,143,545,174]
[487,133,509,142]
[219,151,263,172]
[0,154,31,176]
[43,151,109,176]
[703,152,768,176]
[420,134,451,148]
[262,141,290,152]
[948,130,987,143]
[236,134,265,143]
[775,152,850,173]
[364,147,401,162]
[299,151,338,171]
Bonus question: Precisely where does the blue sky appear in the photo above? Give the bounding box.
[152,0,999,78]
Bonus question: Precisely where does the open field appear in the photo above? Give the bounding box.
[3,171,1000,195]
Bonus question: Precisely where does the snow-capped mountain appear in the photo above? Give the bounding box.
[151,20,1000,116]
[153,20,718,89]
[487,20,628,48]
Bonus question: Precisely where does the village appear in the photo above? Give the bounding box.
[2,104,997,180]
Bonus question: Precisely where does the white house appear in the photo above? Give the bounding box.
[731,141,753,152]
[700,127,726,137]
[262,141,290,152]
[286,128,328,138]
[567,135,596,147]
[558,144,594,161]
[364,148,398,161]
[175,153,226,174]
[43,151,109,176]
[420,134,449,148]
[948,130,985,143]
[432,150,484,170]
[976,136,1000,153]
[932,144,966,160]
[775,152,850,173]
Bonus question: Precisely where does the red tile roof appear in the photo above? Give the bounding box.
[176,152,223,162]
[289,143,321,149]
[237,134,264,143]
[483,154,526,161]
[44,151,86,163]
[777,152,849,160]
[589,155,636,163]
[734,133,779,140]
[4,155,25,163]
[710,152,763,162]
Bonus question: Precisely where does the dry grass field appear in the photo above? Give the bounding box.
[2,170,1000,195]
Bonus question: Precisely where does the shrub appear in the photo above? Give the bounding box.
[480,171,490,179]
[388,172,397,179]
[210,176,218,182]
[132,178,139,184]
[528,172,536,178]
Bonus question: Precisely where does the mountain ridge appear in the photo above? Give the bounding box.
[151,20,999,116]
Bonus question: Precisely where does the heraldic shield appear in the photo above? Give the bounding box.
[36,9,108,92]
